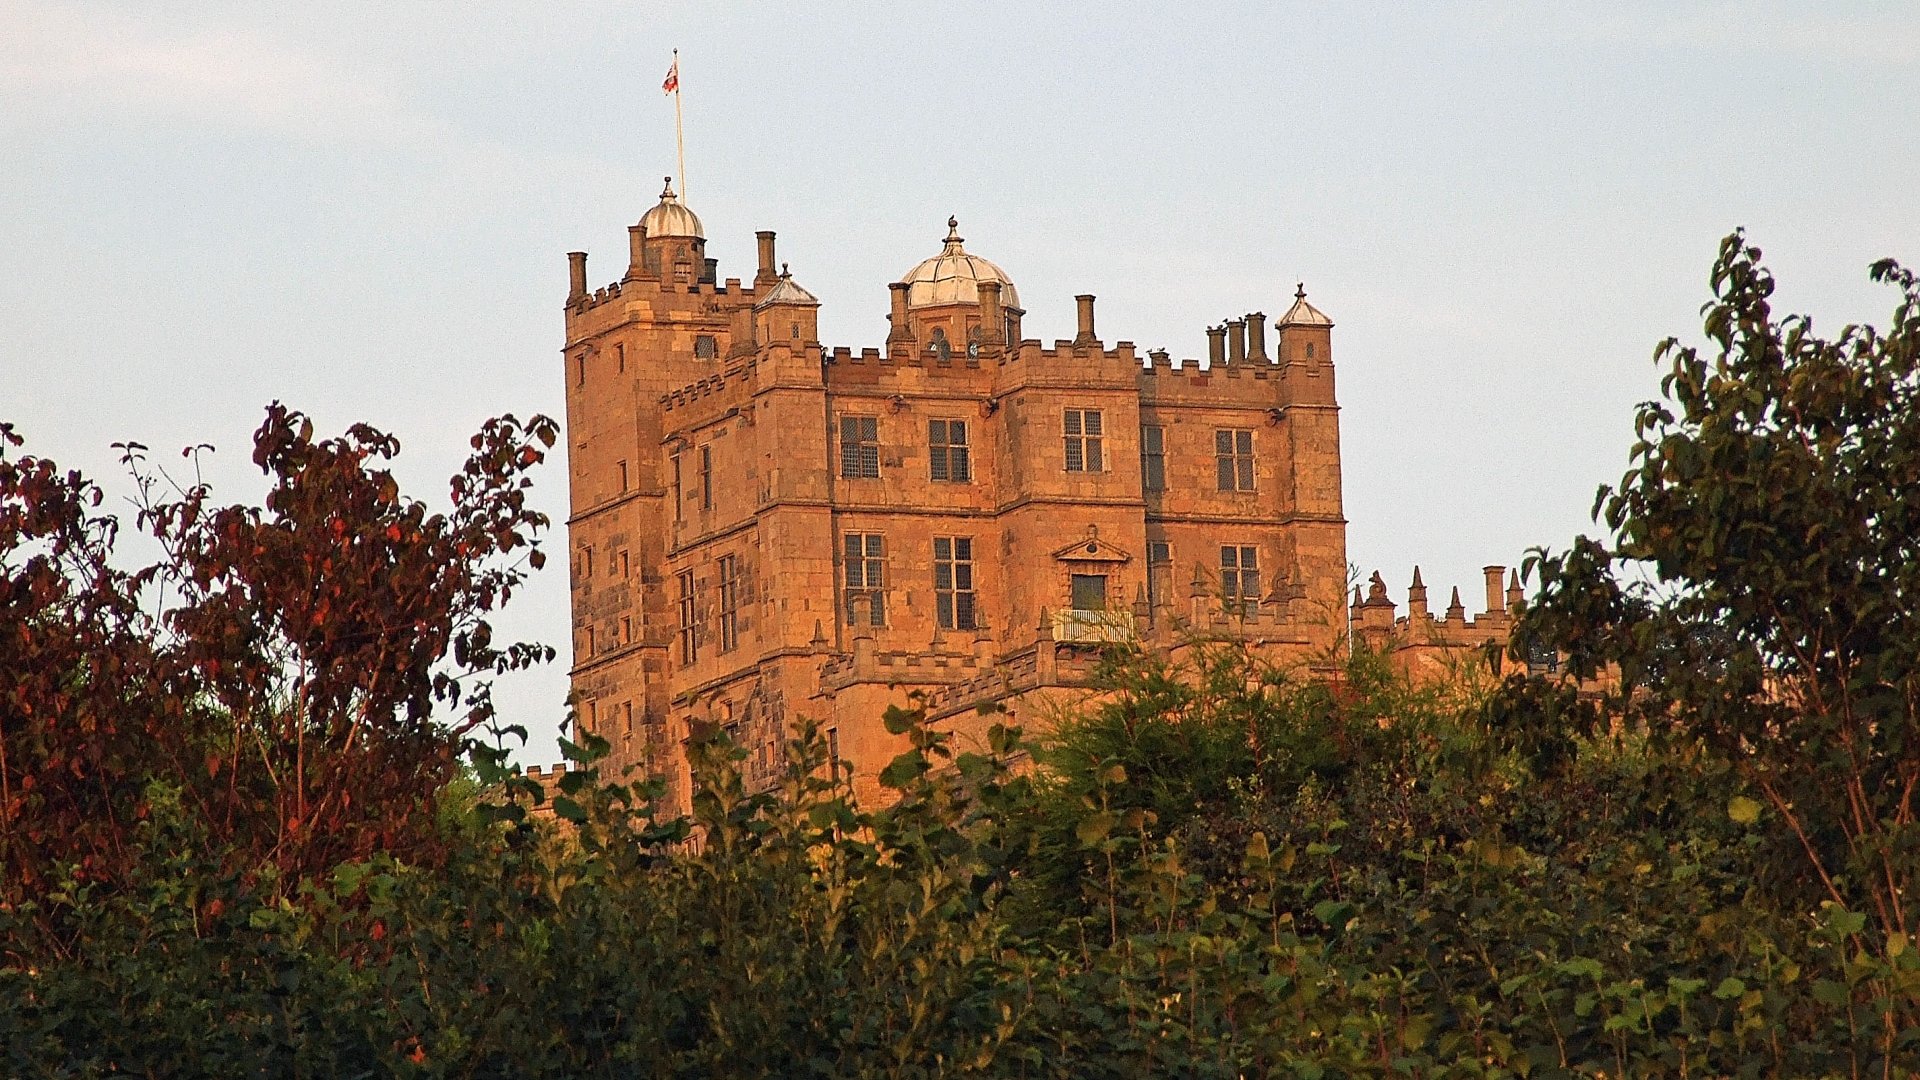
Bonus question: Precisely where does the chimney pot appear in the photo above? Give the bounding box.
[567,251,588,302]
[626,227,646,280]
[1246,312,1268,361]
[978,279,1004,346]
[1227,318,1247,365]
[755,230,777,284]
[888,282,912,349]
[1206,325,1226,366]
[1074,294,1097,346]
[1484,565,1507,615]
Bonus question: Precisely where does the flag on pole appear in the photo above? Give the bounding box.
[662,59,679,94]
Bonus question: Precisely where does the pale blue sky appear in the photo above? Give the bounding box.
[4,2,1914,765]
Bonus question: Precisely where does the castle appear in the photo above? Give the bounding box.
[558,179,1521,807]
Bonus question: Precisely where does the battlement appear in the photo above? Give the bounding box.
[523,761,581,784]
[824,346,887,365]
[660,360,757,414]
[1351,563,1527,657]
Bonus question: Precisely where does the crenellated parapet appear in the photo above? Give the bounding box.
[1350,563,1533,680]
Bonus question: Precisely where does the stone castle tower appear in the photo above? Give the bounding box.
[562,180,1350,807]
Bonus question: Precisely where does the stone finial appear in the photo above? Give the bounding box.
[1408,566,1429,616]
[1446,586,1465,622]
[1507,569,1525,610]
[1366,570,1389,604]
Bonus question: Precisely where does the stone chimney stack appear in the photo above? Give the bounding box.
[888,282,913,354]
[1484,565,1507,616]
[1207,325,1226,366]
[1246,312,1268,361]
[1074,294,1098,346]
[567,251,588,303]
[978,279,1004,347]
[1006,306,1024,343]
[1227,318,1247,365]
[755,231,778,285]
[626,226,647,280]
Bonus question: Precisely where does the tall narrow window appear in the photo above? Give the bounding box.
[617,459,629,493]
[1220,545,1260,616]
[827,726,841,764]
[1141,424,1166,492]
[928,419,971,482]
[933,537,976,630]
[576,353,586,387]
[582,699,597,736]
[1064,409,1104,472]
[676,569,698,663]
[716,554,741,653]
[699,446,713,509]
[583,626,596,657]
[842,532,885,626]
[615,343,625,372]
[1216,429,1255,491]
[619,615,633,645]
[839,416,880,478]
[1147,540,1172,608]
[670,451,684,523]
[580,546,594,579]
[618,550,631,578]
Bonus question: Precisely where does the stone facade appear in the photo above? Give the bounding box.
[562,181,1383,808]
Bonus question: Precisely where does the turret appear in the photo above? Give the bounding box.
[754,263,820,346]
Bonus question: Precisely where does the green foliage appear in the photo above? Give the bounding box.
[1515,233,1920,1015]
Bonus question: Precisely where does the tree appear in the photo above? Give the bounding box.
[0,404,555,926]
[1518,232,1920,968]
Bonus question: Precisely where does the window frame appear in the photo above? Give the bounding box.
[1216,428,1255,492]
[933,536,977,630]
[699,445,713,509]
[1064,408,1105,473]
[839,415,880,479]
[716,553,741,653]
[842,532,886,626]
[1219,544,1261,616]
[928,418,972,483]
[676,568,699,663]
[1141,424,1166,492]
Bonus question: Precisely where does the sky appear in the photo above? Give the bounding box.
[3,1,1914,766]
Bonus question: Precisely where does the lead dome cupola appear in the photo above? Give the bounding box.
[639,177,704,239]
[898,217,1018,310]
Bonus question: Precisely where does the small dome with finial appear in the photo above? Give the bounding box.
[897,216,1019,310]
[639,176,704,239]
[754,262,820,309]
[1277,281,1333,328]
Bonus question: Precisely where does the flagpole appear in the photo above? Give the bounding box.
[671,49,686,201]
